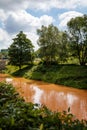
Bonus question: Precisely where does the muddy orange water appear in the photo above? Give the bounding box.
[0,74,87,120]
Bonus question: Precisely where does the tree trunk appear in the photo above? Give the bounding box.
[80,61,86,66]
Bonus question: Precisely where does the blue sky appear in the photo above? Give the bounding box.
[0,0,87,50]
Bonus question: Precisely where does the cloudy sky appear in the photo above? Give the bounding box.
[0,0,87,50]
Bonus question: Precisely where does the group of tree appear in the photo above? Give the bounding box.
[8,14,87,69]
[37,25,69,64]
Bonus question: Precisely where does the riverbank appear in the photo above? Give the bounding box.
[5,64,87,89]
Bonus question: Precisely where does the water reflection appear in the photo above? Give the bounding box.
[6,78,13,83]
[30,86,43,104]
[0,74,87,120]
[66,94,78,106]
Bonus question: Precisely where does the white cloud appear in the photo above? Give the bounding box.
[0,0,87,11]
[26,32,39,51]
[59,11,83,28]
[40,15,54,26]
[0,9,54,50]
[0,28,12,50]
[54,0,79,9]
[28,0,87,10]
[4,10,54,34]
[0,28,8,41]
[0,0,28,11]
[0,9,7,21]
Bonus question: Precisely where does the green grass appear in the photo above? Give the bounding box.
[5,64,87,89]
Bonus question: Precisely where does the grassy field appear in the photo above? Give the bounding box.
[4,63,87,89]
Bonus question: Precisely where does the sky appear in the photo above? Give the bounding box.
[0,0,87,51]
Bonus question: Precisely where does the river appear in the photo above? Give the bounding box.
[0,73,87,120]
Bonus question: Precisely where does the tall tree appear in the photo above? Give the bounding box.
[8,31,34,69]
[58,31,69,63]
[67,15,87,65]
[37,24,60,64]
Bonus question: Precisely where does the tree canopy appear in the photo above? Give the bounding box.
[37,24,61,64]
[8,31,34,69]
[37,24,69,64]
[67,15,87,65]
[58,31,69,62]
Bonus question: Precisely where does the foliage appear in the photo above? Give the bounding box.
[0,82,87,130]
[58,31,69,62]
[67,15,87,65]
[37,24,61,64]
[8,31,34,70]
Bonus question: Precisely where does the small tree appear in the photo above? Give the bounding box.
[67,15,87,65]
[8,31,34,69]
